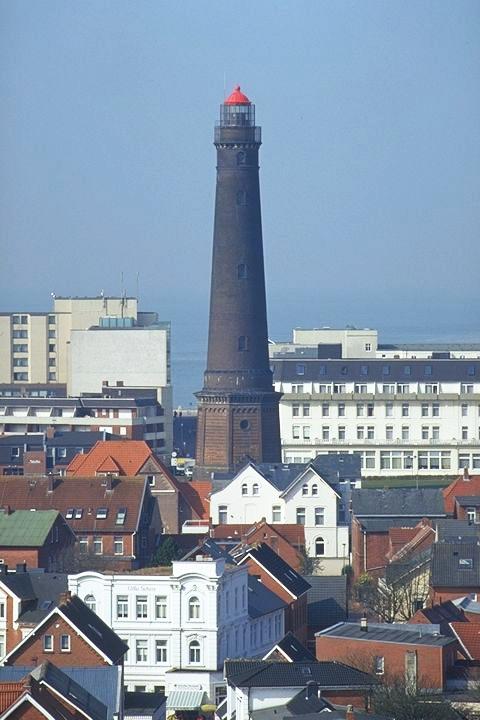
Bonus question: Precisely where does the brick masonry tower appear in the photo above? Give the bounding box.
[195,86,282,475]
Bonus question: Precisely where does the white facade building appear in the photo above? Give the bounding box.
[68,558,284,701]
[209,463,349,573]
[269,328,378,360]
[273,357,480,478]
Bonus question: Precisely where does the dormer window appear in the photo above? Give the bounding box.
[116,508,127,525]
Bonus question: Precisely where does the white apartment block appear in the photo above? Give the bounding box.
[272,358,480,478]
[209,462,349,573]
[68,558,284,701]
[0,297,139,385]
[0,295,172,453]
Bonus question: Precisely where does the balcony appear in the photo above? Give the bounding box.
[286,437,480,447]
[182,519,210,535]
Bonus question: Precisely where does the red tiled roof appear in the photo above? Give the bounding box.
[443,474,480,513]
[176,481,211,520]
[96,456,121,474]
[67,453,84,473]
[388,528,418,553]
[450,622,480,660]
[213,522,305,546]
[67,440,158,476]
[0,683,23,712]
[389,524,435,563]
[0,475,147,533]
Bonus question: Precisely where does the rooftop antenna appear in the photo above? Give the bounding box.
[120,272,125,317]
[136,272,140,303]
[223,69,226,100]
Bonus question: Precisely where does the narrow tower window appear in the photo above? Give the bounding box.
[236,151,246,166]
[237,263,248,279]
[236,190,247,206]
[238,336,249,351]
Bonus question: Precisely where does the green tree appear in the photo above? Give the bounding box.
[151,536,181,566]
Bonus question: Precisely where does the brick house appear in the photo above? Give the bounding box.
[430,541,480,604]
[454,595,480,623]
[449,622,480,661]
[0,661,114,719]
[175,480,212,532]
[351,488,446,578]
[0,510,75,572]
[0,566,67,656]
[3,591,127,669]
[316,621,458,691]
[0,662,124,720]
[212,521,305,572]
[410,600,467,635]
[232,542,311,644]
[0,474,158,570]
[443,470,480,515]
[67,439,179,533]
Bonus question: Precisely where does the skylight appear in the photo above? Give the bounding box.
[459,558,473,569]
[65,508,74,519]
[74,509,83,519]
[96,508,108,519]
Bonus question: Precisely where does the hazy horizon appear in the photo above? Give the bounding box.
[1,1,479,404]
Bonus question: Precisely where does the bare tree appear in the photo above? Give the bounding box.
[373,676,461,719]
[354,554,430,623]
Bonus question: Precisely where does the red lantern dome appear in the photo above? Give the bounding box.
[224,85,251,105]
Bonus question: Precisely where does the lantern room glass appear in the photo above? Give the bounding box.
[220,103,255,127]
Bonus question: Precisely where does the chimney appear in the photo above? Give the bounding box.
[346,705,355,720]
[47,474,55,492]
[0,564,8,575]
[360,616,368,632]
[463,467,470,481]
[16,562,27,574]
[59,590,72,605]
[106,474,114,491]
[305,681,318,700]
[22,675,33,693]
[45,426,55,440]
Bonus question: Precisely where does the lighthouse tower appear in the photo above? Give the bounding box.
[195,86,282,475]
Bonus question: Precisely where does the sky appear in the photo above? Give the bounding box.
[1,1,479,403]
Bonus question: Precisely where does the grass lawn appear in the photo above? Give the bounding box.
[362,475,453,489]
